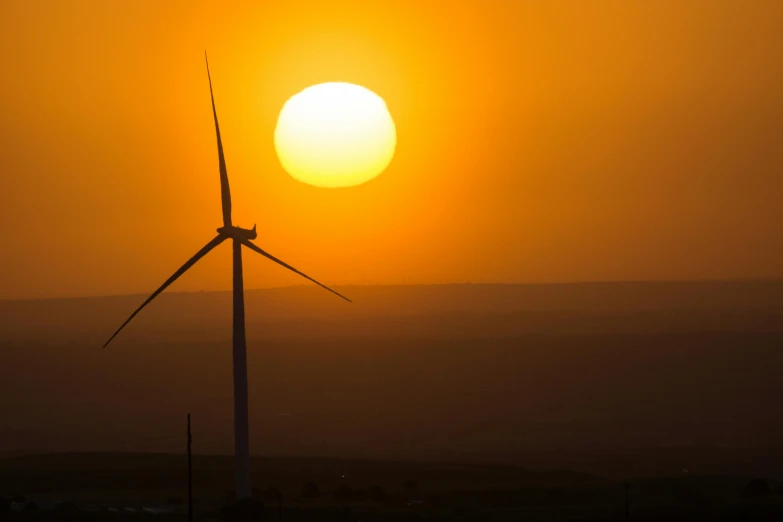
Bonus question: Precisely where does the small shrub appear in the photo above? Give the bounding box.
[262,487,281,502]
[368,485,387,503]
[55,501,77,512]
[333,484,354,502]
[302,481,320,499]
[221,498,265,521]
[332,508,357,521]
[744,478,772,498]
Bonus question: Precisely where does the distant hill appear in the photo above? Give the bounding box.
[1,281,782,343]
[1,282,783,475]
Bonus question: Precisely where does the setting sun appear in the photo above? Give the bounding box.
[274,82,396,188]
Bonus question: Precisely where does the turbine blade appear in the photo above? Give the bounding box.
[102,234,227,348]
[205,52,232,227]
[240,239,352,302]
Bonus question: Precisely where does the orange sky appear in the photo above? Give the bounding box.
[0,0,782,299]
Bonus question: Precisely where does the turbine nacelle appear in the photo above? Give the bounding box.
[217,224,257,240]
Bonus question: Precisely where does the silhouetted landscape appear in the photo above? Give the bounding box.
[2,282,783,519]
[4,0,783,518]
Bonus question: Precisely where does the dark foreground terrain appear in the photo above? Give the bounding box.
[1,452,782,521]
[2,282,783,463]
[2,282,783,519]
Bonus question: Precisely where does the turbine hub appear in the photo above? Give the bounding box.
[217,225,257,240]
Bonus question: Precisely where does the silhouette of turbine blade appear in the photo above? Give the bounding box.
[205,52,232,227]
[102,234,227,348]
[240,239,352,302]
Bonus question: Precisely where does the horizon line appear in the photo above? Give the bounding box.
[3,276,783,303]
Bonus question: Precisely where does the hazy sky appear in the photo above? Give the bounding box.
[0,0,781,299]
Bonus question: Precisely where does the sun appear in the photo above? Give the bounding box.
[274,83,396,188]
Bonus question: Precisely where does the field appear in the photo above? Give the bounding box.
[2,282,783,520]
[2,452,783,521]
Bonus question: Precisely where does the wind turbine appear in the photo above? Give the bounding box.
[103,54,351,500]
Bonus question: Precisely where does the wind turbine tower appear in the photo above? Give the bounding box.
[103,55,351,500]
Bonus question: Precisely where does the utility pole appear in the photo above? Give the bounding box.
[188,413,193,522]
[624,482,629,521]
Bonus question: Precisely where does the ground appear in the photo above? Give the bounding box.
[1,453,783,521]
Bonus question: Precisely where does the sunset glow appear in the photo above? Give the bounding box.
[0,1,781,299]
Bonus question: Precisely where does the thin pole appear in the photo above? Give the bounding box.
[187,413,193,522]
[232,238,252,500]
[624,482,629,521]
